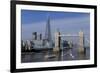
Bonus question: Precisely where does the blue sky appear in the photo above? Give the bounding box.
[21,9,90,42]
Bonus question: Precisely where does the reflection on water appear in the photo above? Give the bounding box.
[21,48,90,63]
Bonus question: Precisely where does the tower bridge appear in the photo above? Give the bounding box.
[54,31,87,54]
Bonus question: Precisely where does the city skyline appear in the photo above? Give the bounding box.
[21,10,90,41]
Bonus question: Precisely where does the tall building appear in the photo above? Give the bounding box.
[32,32,37,40]
[44,14,52,48]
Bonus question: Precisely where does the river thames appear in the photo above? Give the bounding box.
[21,47,90,63]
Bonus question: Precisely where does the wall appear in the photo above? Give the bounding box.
[0,0,99,73]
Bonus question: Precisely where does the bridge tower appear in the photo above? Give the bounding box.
[79,31,85,53]
[53,31,61,52]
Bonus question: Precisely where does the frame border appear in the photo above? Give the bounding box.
[10,1,97,72]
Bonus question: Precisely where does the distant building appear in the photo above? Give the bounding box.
[40,34,42,40]
[25,40,31,51]
[32,32,37,40]
[21,40,25,51]
[32,40,43,49]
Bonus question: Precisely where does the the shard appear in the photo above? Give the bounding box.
[44,14,52,48]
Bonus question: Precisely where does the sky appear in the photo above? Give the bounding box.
[21,9,90,43]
